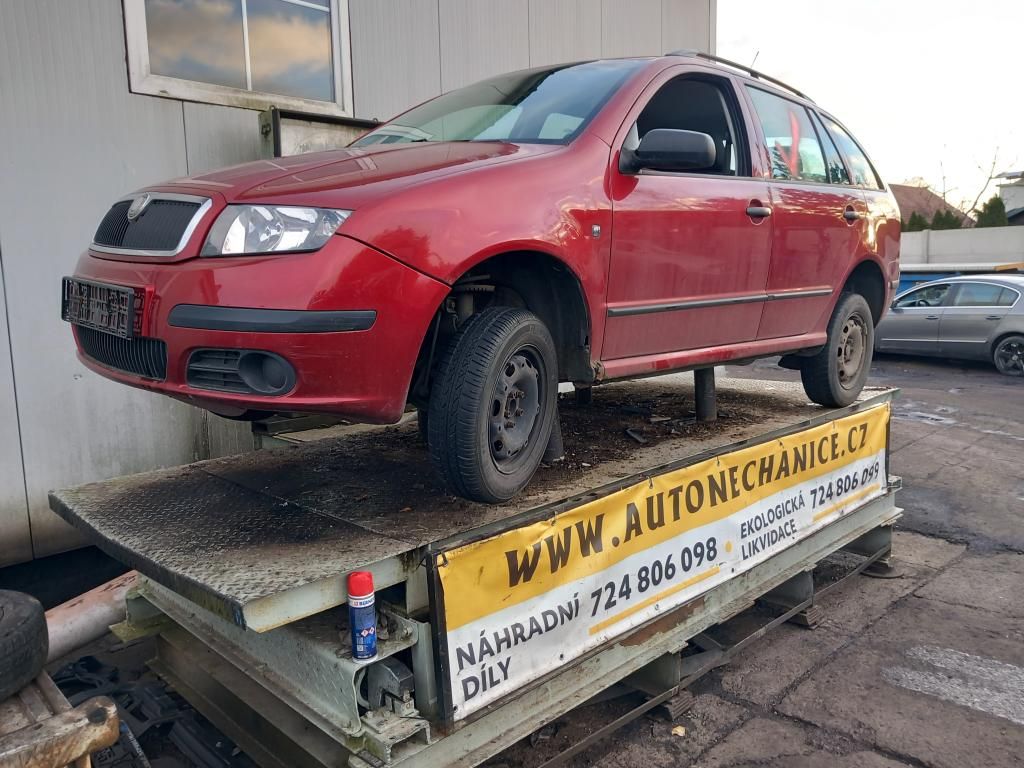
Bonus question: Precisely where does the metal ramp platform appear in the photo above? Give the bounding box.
[50,376,889,632]
[49,375,902,767]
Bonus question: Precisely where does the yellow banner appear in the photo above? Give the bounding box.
[439,403,889,631]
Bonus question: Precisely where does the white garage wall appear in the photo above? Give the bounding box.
[0,0,714,565]
[0,0,256,563]
[0,262,30,565]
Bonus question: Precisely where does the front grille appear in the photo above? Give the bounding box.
[77,327,167,380]
[93,199,203,252]
[187,349,249,393]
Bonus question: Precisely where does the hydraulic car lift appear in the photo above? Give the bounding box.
[49,376,901,768]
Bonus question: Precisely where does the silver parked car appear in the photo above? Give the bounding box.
[875,275,1024,376]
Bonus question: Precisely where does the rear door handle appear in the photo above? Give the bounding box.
[986,315,1002,320]
[746,205,772,218]
[843,207,862,221]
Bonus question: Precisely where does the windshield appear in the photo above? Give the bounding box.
[352,60,645,147]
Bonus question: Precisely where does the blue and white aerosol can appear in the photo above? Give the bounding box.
[348,571,377,660]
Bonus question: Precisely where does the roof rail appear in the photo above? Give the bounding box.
[666,49,813,102]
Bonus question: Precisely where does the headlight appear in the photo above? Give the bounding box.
[201,206,351,256]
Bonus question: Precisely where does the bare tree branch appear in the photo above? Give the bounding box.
[965,148,1001,216]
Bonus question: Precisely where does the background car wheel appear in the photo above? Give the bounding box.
[800,292,875,407]
[0,589,49,700]
[428,307,558,503]
[993,334,1024,377]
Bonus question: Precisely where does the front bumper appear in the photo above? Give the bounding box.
[68,235,449,423]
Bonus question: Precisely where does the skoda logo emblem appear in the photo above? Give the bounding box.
[127,194,152,221]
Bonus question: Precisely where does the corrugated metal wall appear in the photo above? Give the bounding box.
[350,0,715,121]
[0,0,714,565]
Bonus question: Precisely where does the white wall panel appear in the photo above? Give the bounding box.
[0,0,207,558]
[600,0,662,58]
[0,257,30,566]
[349,0,442,122]
[528,0,602,67]
[439,0,530,91]
[662,0,713,55]
[183,103,262,175]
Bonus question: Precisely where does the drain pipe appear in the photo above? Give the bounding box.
[45,571,138,663]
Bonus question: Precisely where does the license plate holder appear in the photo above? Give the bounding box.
[61,277,137,339]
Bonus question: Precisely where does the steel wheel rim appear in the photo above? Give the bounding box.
[836,312,867,388]
[488,347,544,474]
[995,339,1024,375]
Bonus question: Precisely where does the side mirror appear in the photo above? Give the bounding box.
[621,129,717,174]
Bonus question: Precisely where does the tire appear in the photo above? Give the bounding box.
[428,307,558,502]
[993,334,1024,377]
[0,590,48,700]
[416,407,429,443]
[800,293,874,407]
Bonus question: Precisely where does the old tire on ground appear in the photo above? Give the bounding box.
[993,334,1024,377]
[428,307,558,503]
[0,589,48,700]
[800,292,874,407]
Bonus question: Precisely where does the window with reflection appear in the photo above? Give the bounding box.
[895,284,951,308]
[746,87,827,184]
[810,111,850,185]
[131,0,344,113]
[952,283,1018,307]
[819,116,883,190]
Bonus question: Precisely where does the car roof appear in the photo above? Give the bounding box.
[906,274,1024,289]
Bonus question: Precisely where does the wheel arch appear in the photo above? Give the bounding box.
[843,259,887,325]
[991,329,1024,356]
[410,249,594,405]
[455,249,593,382]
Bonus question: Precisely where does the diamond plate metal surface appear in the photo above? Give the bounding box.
[48,377,875,629]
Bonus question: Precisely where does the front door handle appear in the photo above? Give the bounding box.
[926,315,939,320]
[746,205,772,218]
[843,207,863,221]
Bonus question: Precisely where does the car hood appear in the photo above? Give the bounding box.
[158,141,561,208]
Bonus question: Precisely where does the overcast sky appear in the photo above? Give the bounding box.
[717,0,1023,212]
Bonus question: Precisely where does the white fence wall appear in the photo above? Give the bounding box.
[901,227,1024,266]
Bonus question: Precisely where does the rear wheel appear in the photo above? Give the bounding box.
[800,293,874,407]
[993,335,1024,376]
[428,307,558,502]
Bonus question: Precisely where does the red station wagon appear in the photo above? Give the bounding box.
[63,53,900,502]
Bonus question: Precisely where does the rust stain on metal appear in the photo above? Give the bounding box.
[621,597,705,646]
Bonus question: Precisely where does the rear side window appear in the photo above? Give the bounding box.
[746,87,827,183]
[810,112,850,185]
[819,115,883,190]
[953,283,1018,307]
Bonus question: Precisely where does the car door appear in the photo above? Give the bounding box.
[875,283,953,354]
[742,88,868,340]
[603,72,772,360]
[939,282,1019,360]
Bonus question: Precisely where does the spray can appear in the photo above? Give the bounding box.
[347,571,377,660]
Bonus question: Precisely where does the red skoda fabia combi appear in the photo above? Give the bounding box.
[63,54,900,502]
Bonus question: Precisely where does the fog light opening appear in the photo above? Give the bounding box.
[238,351,296,396]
